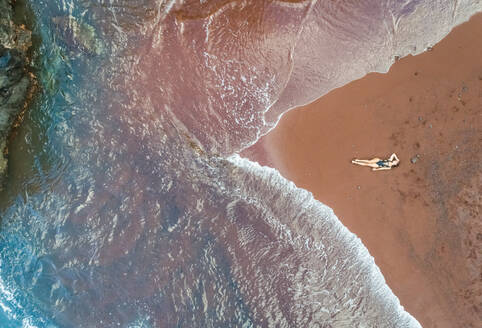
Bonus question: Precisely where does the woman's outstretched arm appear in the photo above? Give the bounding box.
[389,153,399,161]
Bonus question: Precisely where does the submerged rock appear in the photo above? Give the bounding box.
[0,0,35,188]
[52,15,104,56]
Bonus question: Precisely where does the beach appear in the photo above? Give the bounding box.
[1,1,480,326]
[242,13,481,328]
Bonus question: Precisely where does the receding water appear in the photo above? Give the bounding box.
[0,1,480,327]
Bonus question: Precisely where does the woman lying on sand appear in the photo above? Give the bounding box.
[351,153,400,171]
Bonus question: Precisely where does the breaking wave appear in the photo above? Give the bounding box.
[0,0,480,327]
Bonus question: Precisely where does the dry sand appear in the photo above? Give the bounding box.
[242,13,482,328]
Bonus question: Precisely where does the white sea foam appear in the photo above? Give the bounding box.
[0,1,481,327]
[227,154,422,327]
[259,1,482,143]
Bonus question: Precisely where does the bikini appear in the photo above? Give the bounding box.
[376,160,390,168]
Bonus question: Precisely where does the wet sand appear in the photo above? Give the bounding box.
[242,13,482,328]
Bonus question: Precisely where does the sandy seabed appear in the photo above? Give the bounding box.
[243,13,482,328]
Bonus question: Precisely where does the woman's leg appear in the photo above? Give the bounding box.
[351,161,379,168]
[352,158,380,164]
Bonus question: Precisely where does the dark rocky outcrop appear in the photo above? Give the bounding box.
[0,0,35,188]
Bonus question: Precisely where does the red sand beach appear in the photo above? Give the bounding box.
[243,13,482,328]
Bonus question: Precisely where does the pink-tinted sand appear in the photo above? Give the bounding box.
[243,13,482,328]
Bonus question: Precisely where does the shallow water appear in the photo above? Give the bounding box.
[0,1,480,327]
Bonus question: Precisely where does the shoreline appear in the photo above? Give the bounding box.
[242,13,482,328]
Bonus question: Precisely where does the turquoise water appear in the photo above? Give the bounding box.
[0,1,480,327]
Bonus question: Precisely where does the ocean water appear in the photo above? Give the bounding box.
[0,1,480,327]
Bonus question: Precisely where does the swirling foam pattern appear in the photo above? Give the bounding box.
[0,0,480,327]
